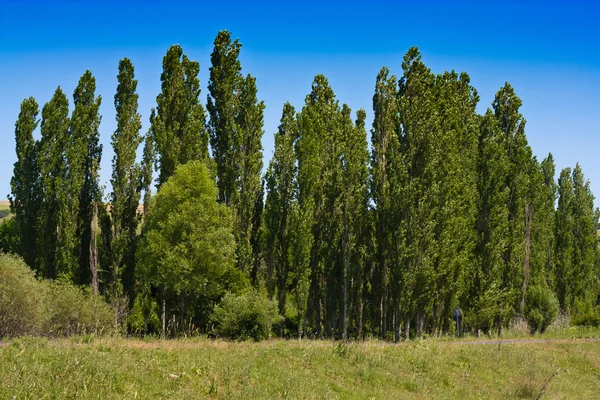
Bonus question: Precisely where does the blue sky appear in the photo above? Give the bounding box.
[1,0,599,205]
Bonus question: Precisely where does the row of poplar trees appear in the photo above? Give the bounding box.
[9,31,599,340]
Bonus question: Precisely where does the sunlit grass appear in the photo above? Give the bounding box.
[2,329,600,399]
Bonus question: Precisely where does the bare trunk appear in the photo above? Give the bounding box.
[394,309,400,343]
[404,315,410,341]
[161,286,166,340]
[90,201,99,333]
[279,287,286,337]
[179,292,185,336]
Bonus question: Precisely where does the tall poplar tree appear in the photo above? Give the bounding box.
[37,87,70,279]
[151,45,209,187]
[208,31,265,274]
[370,66,400,339]
[111,58,143,299]
[10,97,40,270]
[235,74,265,273]
[71,71,103,286]
[264,103,297,312]
[208,30,242,206]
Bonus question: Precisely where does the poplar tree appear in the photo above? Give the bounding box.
[111,58,143,299]
[472,110,511,333]
[71,71,103,287]
[235,74,265,273]
[9,97,40,270]
[555,165,599,311]
[208,31,265,274]
[151,45,208,187]
[296,75,335,337]
[338,107,369,339]
[430,71,479,333]
[37,87,70,279]
[492,83,531,333]
[370,66,400,339]
[208,30,242,206]
[397,48,438,337]
[264,103,297,313]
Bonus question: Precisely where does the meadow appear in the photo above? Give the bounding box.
[2,330,600,399]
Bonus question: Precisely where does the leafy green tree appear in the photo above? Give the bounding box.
[370,66,400,339]
[111,58,143,299]
[429,71,479,334]
[296,75,340,337]
[264,103,297,327]
[555,165,599,312]
[235,74,265,273]
[472,110,511,334]
[555,167,575,309]
[37,87,70,279]
[71,71,103,289]
[140,129,155,219]
[9,97,40,270]
[338,107,369,340]
[397,48,438,338]
[208,30,242,206]
[136,161,237,339]
[207,31,265,274]
[150,45,209,187]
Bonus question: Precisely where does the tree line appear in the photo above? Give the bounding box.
[6,30,599,340]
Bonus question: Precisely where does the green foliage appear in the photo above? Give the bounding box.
[136,161,240,334]
[111,58,143,300]
[44,281,114,336]
[127,291,161,335]
[0,254,46,337]
[37,87,71,279]
[71,70,103,286]
[9,97,40,269]
[0,254,114,338]
[211,290,280,341]
[0,219,19,255]
[524,285,559,333]
[150,45,209,187]
[208,31,265,274]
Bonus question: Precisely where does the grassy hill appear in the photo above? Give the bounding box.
[1,334,600,399]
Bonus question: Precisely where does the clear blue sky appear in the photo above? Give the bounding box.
[1,0,599,205]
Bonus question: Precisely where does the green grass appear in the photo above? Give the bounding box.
[2,333,600,399]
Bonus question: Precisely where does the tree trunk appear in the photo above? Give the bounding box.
[89,201,99,334]
[404,315,410,341]
[279,287,286,337]
[161,286,166,340]
[179,292,185,336]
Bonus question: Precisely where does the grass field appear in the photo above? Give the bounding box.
[1,332,600,399]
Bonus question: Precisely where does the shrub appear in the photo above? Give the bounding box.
[524,284,559,334]
[128,292,161,335]
[44,282,114,336]
[211,290,281,341]
[0,253,115,338]
[0,254,46,337]
[571,309,600,327]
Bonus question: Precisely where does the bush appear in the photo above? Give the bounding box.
[524,285,559,334]
[211,290,281,341]
[0,253,115,338]
[571,309,600,327]
[0,254,46,337]
[128,292,161,335]
[44,282,114,336]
